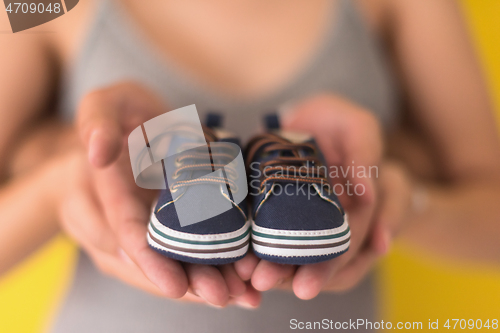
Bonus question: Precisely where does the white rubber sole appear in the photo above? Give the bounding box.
[251,215,350,259]
[147,213,250,261]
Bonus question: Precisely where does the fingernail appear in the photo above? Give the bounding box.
[194,289,225,308]
[118,248,134,265]
[194,289,207,302]
[235,300,258,310]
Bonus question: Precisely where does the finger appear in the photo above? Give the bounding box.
[77,83,165,167]
[96,167,188,298]
[59,186,119,255]
[85,245,165,297]
[179,291,206,304]
[231,282,262,309]
[234,251,260,281]
[58,157,119,255]
[251,261,296,291]
[340,177,377,212]
[77,90,123,167]
[283,95,383,168]
[376,163,412,238]
[283,95,381,210]
[292,199,383,300]
[111,211,188,298]
[275,277,294,290]
[325,247,379,292]
[185,264,229,307]
[291,205,376,301]
[369,163,412,255]
[292,255,349,300]
[292,261,335,300]
[130,230,188,299]
[370,224,392,256]
[219,264,247,297]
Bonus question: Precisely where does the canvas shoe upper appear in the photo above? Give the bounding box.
[147,116,250,265]
[246,115,350,264]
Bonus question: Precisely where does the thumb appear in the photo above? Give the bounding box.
[77,82,166,168]
[372,162,413,254]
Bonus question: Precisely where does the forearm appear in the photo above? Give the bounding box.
[0,159,62,275]
[401,176,500,262]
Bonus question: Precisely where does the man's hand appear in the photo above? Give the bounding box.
[248,95,386,299]
[62,82,260,307]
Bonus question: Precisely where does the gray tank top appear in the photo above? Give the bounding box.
[53,0,398,332]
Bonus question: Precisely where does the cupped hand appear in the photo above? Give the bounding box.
[58,82,260,307]
[249,94,389,299]
[322,161,414,291]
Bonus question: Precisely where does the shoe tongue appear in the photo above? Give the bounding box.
[212,128,241,147]
[168,134,202,153]
[271,130,317,159]
[272,130,313,144]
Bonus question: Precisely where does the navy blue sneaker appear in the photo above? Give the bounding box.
[147,115,250,265]
[246,115,350,265]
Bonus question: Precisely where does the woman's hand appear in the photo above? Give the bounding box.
[58,151,261,306]
[246,94,412,298]
[324,161,414,291]
[59,82,260,308]
[57,150,169,296]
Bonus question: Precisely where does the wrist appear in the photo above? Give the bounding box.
[410,183,430,216]
[41,151,85,218]
[401,178,434,236]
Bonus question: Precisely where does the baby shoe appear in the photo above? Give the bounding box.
[147,114,250,265]
[246,114,350,265]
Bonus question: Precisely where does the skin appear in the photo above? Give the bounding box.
[0,0,499,309]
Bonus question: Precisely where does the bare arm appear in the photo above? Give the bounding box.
[0,13,64,273]
[254,0,500,295]
[388,0,500,260]
[0,12,60,178]
[0,156,64,275]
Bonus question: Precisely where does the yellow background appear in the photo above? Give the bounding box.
[379,0,500,326]
[1,1,500,332]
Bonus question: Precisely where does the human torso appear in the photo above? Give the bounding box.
[49,1,398,331]
[49,0,390,99]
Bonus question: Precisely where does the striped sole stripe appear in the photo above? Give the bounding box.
[252,227,350,240]
[148,231,250,254]
[251,217,350,258]
[150,221,250,245]
[148,212,350,260]
[252,237,350,250]
[148,233,250,260]
[252,240,350,258]
[148,214,250,259]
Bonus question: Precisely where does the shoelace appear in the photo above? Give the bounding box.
[245,133,329,192]
[169,127,239,193]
